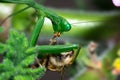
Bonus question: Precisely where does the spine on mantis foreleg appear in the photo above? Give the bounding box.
[29,16,45,47]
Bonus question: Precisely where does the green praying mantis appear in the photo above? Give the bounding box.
[0,0,81,72]
[0,0,72,45]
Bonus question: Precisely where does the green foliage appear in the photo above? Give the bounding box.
[0,30,46,80]
[76,70,102,80]
[0,26,3,33]
[102,44,120,80]
[12,4,35,31]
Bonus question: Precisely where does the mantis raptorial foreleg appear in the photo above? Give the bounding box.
[29,16,45,47]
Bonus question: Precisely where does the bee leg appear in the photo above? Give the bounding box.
[49,38,57,45]
[60,66,65,80]
[49,32,61,45]
[35,57,42,67]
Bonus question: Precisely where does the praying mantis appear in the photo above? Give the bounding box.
[0,0,81,72]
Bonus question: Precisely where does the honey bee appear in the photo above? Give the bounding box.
[46,50,74,71]
[29,37,81,80]
[34,49,79,72]
[32,37,80,72]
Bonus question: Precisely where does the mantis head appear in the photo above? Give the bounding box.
[52,16,71,37]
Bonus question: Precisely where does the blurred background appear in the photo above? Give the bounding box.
[0,0,120,80]
[36,0,120,10]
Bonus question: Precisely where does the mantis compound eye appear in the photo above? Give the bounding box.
[62,20,71,32]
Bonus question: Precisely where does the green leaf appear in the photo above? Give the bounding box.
[20,54,35,67]
[22,67,46,78]
[0,26,3,33]
[0,59,14,79]
[0,43,6,53]
[7,29,28,49]
[117,49,120,56]
[25,47,36,54]
[17,67,46,79]
[0,71,13,80]
[0,59,14,71]
[0,29,45,80]
[14,75,35,80]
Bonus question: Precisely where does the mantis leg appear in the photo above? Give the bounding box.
[36,44,79,54]
[29,16,45,47]
[26,44,80,55]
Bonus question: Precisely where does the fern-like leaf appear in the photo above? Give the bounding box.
[0,30,46,80]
